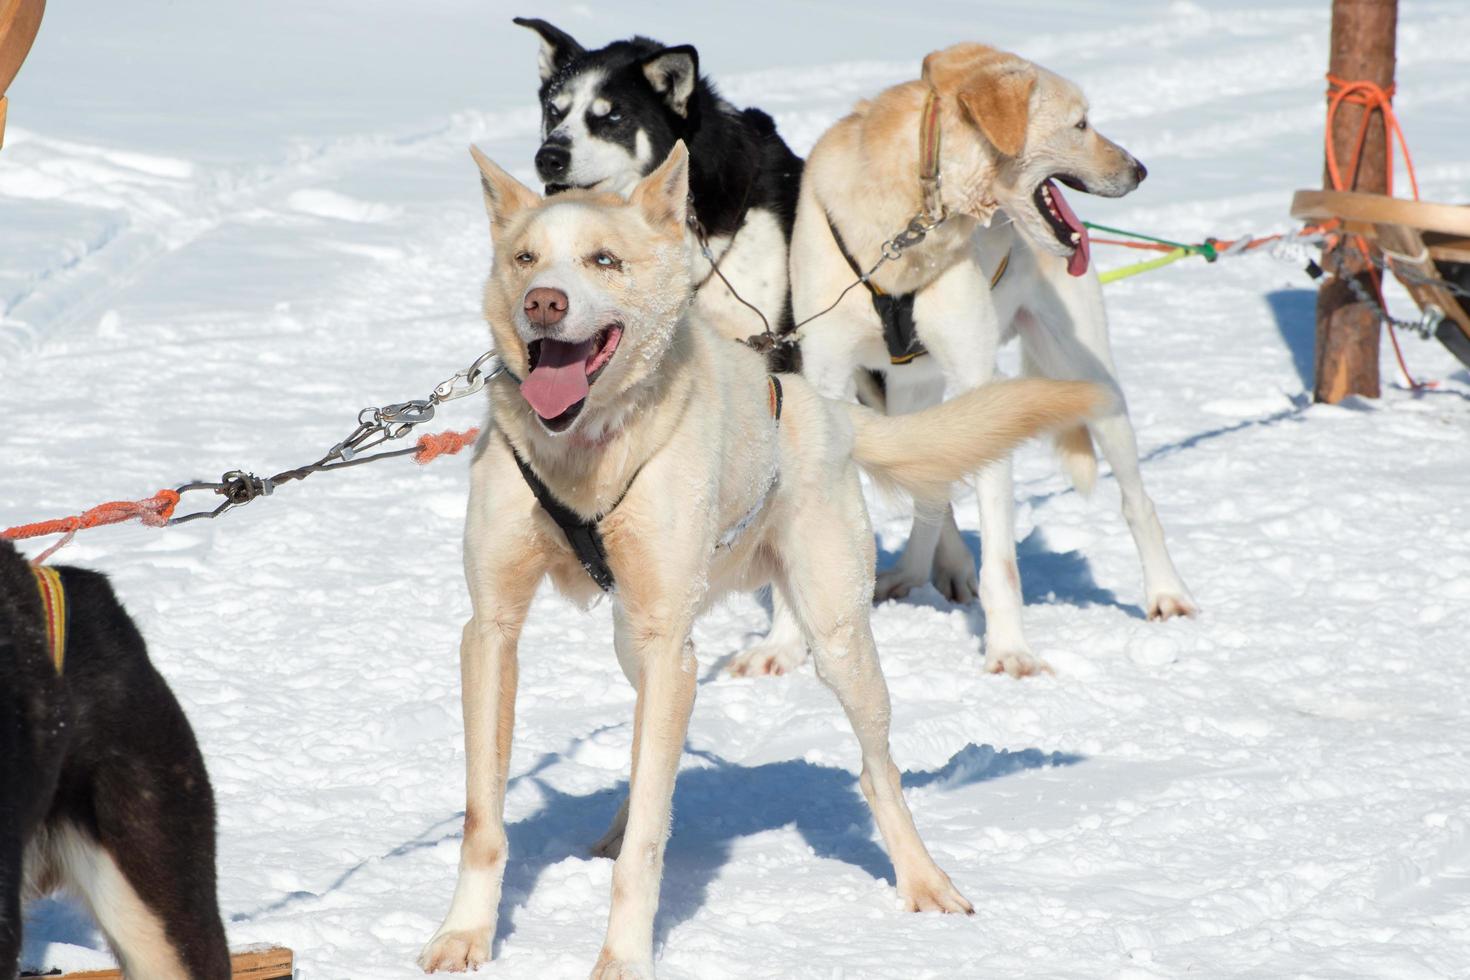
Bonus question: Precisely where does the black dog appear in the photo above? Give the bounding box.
[0,541,229,979]
[514,17,804,368]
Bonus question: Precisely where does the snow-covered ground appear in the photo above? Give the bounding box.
[5,2,1470,977]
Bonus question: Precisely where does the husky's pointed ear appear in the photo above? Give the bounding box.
[641,46,699,117]
[923,43,1036,158]
[512,17,586,82]
[470,144,541,230]
[629,141,689,230]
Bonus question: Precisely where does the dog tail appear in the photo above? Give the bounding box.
[845,379,1108,506]
[1055,424,1098,496]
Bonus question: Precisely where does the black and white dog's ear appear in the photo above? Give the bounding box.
[641,46,699,117]
[512,17,586,82]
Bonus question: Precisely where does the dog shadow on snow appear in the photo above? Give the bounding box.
[491,741,1081,956]
[873,526,1146,620]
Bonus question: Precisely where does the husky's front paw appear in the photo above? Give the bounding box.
[898,872,974,914]
[728,640,806,677]
[983,646,1053,679]
[590,950,653,980]
[419,928,490,973]
[1147,591,1198,621]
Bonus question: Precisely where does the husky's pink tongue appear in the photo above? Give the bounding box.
[520,338,597,420]
[1047,180,1091,277]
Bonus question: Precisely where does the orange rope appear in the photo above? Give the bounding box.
[1323,74,1424,389]
[413,426,480,464]
[4,426,484,562]
[2,489,180,564]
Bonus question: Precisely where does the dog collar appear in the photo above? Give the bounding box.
[918,88,946,223]
[31,565,68,673]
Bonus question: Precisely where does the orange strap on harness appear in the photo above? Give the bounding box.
[31,564,67,672]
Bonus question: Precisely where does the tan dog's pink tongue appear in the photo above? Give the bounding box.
[1049,181,1091,277]
[520,338,596,419]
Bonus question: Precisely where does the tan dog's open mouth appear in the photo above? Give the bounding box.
[520,323,624,431]
[1034,176,1090,277]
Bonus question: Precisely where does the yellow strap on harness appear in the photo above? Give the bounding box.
[988,250,1010,290]
[31,565,67,673]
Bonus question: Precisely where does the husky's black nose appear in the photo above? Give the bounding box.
[535,144,570,181]
[1133,159,1148,183]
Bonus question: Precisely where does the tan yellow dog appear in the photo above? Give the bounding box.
[418,140,1103,978]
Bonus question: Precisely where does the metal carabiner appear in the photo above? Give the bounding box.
[373,399,437,440]
[432,350,504,404]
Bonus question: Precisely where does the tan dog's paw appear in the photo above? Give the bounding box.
[875,565,927,602]
[590,950,653,980]
[983,648,1053,679]
[418,929,491,973]
[1147,592,1198,621]
[932,533,977,604]
[931,563,978,605]
[899,874,975,914]
[728,640,806,677]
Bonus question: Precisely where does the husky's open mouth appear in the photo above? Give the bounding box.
[1033,175,1091,277]
[520,324,624,432]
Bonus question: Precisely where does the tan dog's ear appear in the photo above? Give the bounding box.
[923,44,1036,158]
[629,140,689,230]
[469,144,541,230]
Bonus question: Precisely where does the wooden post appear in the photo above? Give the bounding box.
[1313,0,1397,403]
[0,0,46,149]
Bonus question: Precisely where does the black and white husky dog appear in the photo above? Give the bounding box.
[514,17,804,367]
[0,541,230,979]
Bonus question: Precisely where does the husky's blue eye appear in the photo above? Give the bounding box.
[515,251,535,264]
[592,251,620,269]
[607,110,622,123]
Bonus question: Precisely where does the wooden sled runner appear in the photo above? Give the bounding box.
[0,0,45,149]
[27,945,293,980]
[1292,189,1470,370]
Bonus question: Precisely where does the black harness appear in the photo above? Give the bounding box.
[510,375,785,593]
[825,212,1011,366]
[827,214,927,365]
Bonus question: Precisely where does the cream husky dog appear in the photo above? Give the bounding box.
[417,141,1102,977]
[735,43,1196,680]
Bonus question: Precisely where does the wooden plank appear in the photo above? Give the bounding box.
[1375,222,1470,340]
[1425,234,1470,265]
[43,945,293,980]
[1291,189,1470,238]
